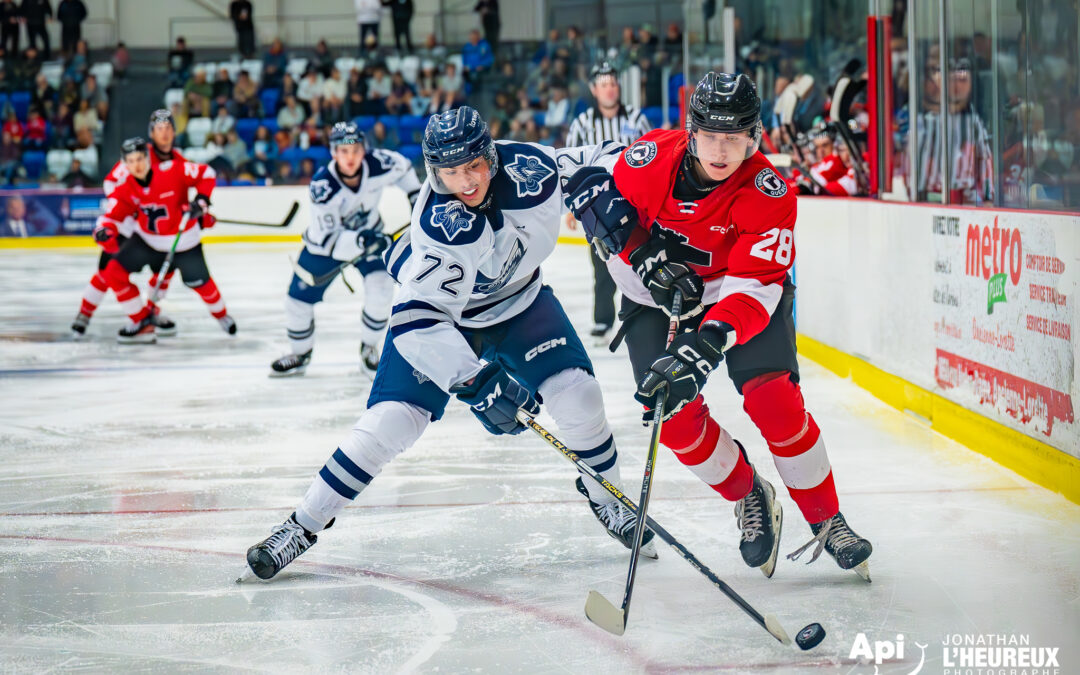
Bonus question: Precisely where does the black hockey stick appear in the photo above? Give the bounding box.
[584,290,681,635]
[291,222,411,291]
[215,200,300,228]
[516,410,793,645]
[148,213,190,304]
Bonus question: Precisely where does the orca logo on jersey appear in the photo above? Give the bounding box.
[624,141,657,167]
[505,153,555,198]
[430,201,476,241]
[474,238,526,294]
[525,337,567,362]
[754,169,788,198]
[310,179,335,204]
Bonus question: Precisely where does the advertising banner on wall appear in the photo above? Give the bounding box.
[930,208,1075,442]
[0,189,105,238]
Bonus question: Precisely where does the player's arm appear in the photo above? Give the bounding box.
[557,140,642,256]
[181,160,217,225]
[93,194,136,253]
[382,148,423,207]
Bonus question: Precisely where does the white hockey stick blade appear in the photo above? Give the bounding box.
[763,613,792,645]
[584,590,626,636]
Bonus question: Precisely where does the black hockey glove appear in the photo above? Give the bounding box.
[634,321,732,421]
[562,166,638,256]
[451,361,541,436]
[93,225,120,254]
[359,229,392,258]
[627,238,705,320]
[189,194,211,223]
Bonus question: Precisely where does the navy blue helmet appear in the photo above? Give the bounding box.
[422,106,498,194]
[329,121,365,151]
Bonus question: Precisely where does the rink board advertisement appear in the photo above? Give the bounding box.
[794,197,1079,459]
[0,189,105,237]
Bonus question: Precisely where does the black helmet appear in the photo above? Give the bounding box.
[589,61,618,83]
[686,72,762,159]
[147,108,175,136]
[121,136,148,158]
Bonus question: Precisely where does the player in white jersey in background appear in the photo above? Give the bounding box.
[270,121,422,376]
[242,106,655,581]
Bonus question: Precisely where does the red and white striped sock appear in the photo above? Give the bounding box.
[79,271,109,316]
[660,396,754,501]
[194,279,227,318]
[147,269,176,297]
[103,261,150,322]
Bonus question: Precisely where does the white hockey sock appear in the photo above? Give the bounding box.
[359,270,393,347]
[284,295,316,354]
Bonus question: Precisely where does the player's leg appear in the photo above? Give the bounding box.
[725,281,871,574]
[105,238,160,343]
[145,267,178,336]
[589,247,617,341]
[494,286,654,554]
[72,242,123,336]
[270,249,339,376]
[244,335,450,580]
[174,244,236,334]
[355,258,394,374]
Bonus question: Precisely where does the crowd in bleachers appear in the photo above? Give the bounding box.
[0,36,114,186]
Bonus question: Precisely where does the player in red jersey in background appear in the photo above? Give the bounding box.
[565,72,872,581]
[70,111,183,337]
[95,122,234,344]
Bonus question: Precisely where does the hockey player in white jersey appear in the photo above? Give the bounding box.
[242,106,655,581]
[270,121,422,376]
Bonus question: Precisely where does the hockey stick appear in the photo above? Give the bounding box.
[148,213,190,304]
[291,222,411,291]
[584,290,682,635]
[215,200,300,228]
[516,410,793,645]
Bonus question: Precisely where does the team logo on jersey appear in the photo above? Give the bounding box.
[505,154,555,197]
[754,169,788,197]
[310,179,335,204]
[430,201,476,241]
[474,238,526,294]
[373,149,395,170]
[343,208,370,231]
[624,141,657,167]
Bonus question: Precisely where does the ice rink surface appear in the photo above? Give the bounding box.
[1,243,1078,674]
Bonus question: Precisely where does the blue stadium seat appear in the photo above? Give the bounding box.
[642,106,663,128]
[668,72,686,105]
[532,111,546,127]
[352,115,376,131]
[260,89,281,117]
[303,146,331,164]
[377,115,400,133]
[279,147,305,167]
[396,143,423,162]
[22,150,46,178]
[259,118,279,136]
[397,114,429,142]
[232,178,254,186]
[235,118,260,146]
[10,91,31,122]
[0,94,9,117]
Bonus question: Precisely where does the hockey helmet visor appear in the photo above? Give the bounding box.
[422,106,498,195]
[686,72,763,160]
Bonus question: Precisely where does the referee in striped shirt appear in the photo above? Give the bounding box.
[565,61,651,341]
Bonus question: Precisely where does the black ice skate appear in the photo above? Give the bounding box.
[238,513,333,582]
[117,315,156,344]
[589,323,611,346]
[575,476,657,559]
[71,311,90,337]
[787,511,872,582]
[360,343,379,373]
[149,305,177,337]
[218,315,238,335]
[270,349,312,377]
[734,466,783,578]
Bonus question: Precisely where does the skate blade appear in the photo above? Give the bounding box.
[156,327,178,337]
[236,566,256,583]
[584,589,626,636]
[117,334,156,345]
[639,538,659,560]
[760,502,783,579]
[269,366,307,378]
[852,560,871,583]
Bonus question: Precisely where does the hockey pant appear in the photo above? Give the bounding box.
[79,239,176,317]
[102,238,227,323]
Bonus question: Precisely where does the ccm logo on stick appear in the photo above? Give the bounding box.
[526,338,567,361]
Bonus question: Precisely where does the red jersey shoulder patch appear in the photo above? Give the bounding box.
[623,140,658,167]
[754,167,788,198]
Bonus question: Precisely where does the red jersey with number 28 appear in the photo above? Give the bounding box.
[609,128,796,346]
[98,150,216,252]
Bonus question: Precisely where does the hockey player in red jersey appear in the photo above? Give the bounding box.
[95,128,234,343]
[71,111,181,337]
[565,72,872,580]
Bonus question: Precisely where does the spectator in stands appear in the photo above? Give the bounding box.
[366,63,391,114]
[296,66,323,116]
[57,75,78,109]
[23,106,45,148]
[412,61,437,114]
[322,66,347,121]
[354,0,382,53]
[281,72,297,99]
[276,94,304,130]
[0,129,19,184]
[13,45,41,89]
[211,104,235,135]
[111,42,129,82]
[229,0,255,58]
[56,0,85,57]
[462,29,494,88]
[72,126,96,171]
[524,57,550,102]
[417,33,447,66]
[299,115,324,147]
[62,156,91,187]
[169,101,188,143]
[432,61,463,112]
[492,60,518,99]
[637,24,658,60]
[274,159,293,183]
[212,67,233,113]
[511,89,533,127]
[383,0,413,53]
[249,124,276,177]
[273,127,291,154]
[616,26,639,67]
[230,69,260,118]
[384,70,413,115]
[205,131,226,157]
[63,38,88,84]
[664,22,682,49]
[221,128,248,171]
[0,0,19,58]
[368,119,397,149]
[50,100,72,148]
[32,72,56,117]
[81,72,107,118]
[550,56,569,89]
[2,106,23,145]
[564,26,587,78]
[312,39,334,78]
[184,68,212,117]
[22,0,52,60]
[639,56,662,107]
[168,37,194,89]
[474,0,499,54]
[297,157,316,184]
[72,96,97,136]
[345,67,368,117]
[262,38,288,91]
[534,28,561,64]
[544,86,568,136]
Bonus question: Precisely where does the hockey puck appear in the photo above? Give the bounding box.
[795,623,826,650]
